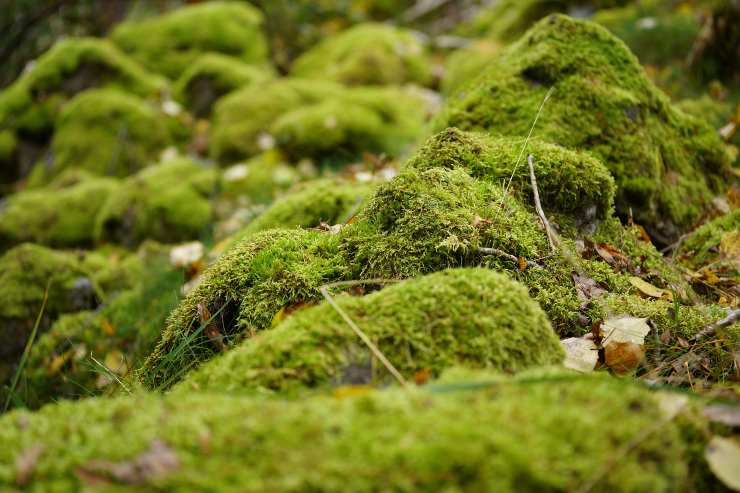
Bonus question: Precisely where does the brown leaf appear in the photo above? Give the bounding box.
[15,444,45,486]
[76,439,179,486]
[572,271,606,302]
[629,276,673,300]
[604,341,644,375]
[413,369,430,385]
[197,303,225,351]
[517,257,528,271]
[594,243,631,271]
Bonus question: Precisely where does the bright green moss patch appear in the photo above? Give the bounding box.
[95,158,217,247]
[290,23,433,87]
[0,371,710,491]
[110,1,268,79]
[142,228,347,388]
[436,14,732,243]
[0,244,99,386]
[406,128,616,221]
[41,88,170,182]
[178,268,563,394]
[173,53,273,118]
[0,175,118,248]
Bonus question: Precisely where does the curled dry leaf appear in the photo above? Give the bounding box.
[705,436,740,491]
[604,341,644,375]
[561,337,599,373]
[629,276,672,300]
[594,243,631,271]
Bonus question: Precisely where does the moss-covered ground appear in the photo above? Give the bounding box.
[0,2,737,490]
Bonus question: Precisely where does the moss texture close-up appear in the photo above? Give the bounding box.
[436,14,733,244]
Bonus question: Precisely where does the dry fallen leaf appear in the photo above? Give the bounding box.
[720,231,740,268]
[604,341,644,375]
[657,393,688,420]
[601,317,651,345]
[572,271,606,302]
[703,405,740,427]
[76,439,180,486]
[594,243,631,271]
[15,444,45,486]
[629,276,672,300]
[169,242,204,269]
[561,337,599,372]
[705,436,740,491]
[103,351,128,376]
[101,318,115,336]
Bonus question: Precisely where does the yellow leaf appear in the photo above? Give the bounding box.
[270,306,286,329]
[720,231,740,268]
[333,385,374,399]
[101,318,115,336]
[705,436,740,491]
[104,351,128,376]
[629,276,672,300]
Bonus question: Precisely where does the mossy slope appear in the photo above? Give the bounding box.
[110,1,268,79]
[436,14,732,243]
[0,371,703,492]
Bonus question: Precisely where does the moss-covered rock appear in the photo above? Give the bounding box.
[110,1,268,80]
[36,88,171,182]
[0,175,118,248]
[0,370,713,491]
[142,229,346,387]
[95,158,217,247]
[677,209,740,270]
[233,178,374,241]
[441,40,501,95]
[290,23,433,87]
[0,244,99,384]
[173,53,273,118]
[178,268,563,394]
[436,15,733,244]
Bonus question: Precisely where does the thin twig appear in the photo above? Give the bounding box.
[691,308,740,342]
[527,154,558,254]
[478,247,544,269]
[319,280,409,388]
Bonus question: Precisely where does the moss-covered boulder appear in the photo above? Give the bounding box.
[441,40,501,95]
[0,174,118,248]
[142,229,346,387]
[0,370,714,491]
[178,268,564,394]
[173,53,273,118]
[35,88,171,182]
[0,244,99,384]
[233,178,374,241]
[436,15,733,244]
[95,158,217,247]
[290,23,433,87]
[110,1,268,80]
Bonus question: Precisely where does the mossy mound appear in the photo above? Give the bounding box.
[95,158,217,247]
[441,40,501,95]
[233,178,374,241]
[39,89,171,182]
[110,1,268,80]
[436,14,732,244]
[0,175,118,248]
[406,128,616,222]
[0,244,99,384]
[210,80,428,165]
[677,209,740,270]
[142,229,346,388]
[173,53,273,118]
[290,23,433,87]
[18,255,184,408]
[178,268,564,394]
[0,371,710,491]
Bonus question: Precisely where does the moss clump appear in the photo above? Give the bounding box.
[95,158,217,247]
[39,88,170,182]
[677,209,740,270]
[210,78,341,163]
[178,268,563,394]
[142,229,347,388]
[0,244,99,384]
[173,53,273,118]
[0,371,708,491]
[110,1,268,80]
[406,128,616,222]
[233,179,374,240]
[436,15,732,244]
[441,40,502,95]
[0,175,118,248]
[290,23,433,87]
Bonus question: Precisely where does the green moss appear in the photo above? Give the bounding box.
[677,209,740,269]
[436,15,732,243]
[95,158,217,247]
[178,268,563,394]
[0,244,99,385]
[406,128,616,221]
[233,178,374,240]
[41,88,171,182]
[0,175,118,248]
[441,40,501,95]
[290,23,433,87]
[110,1,268,80]
[0,37,164,139]
[210,78,341,163]
[173,53,273,118]
[0,371,710,491]
[142,228,347,388]
[593,0,701,65]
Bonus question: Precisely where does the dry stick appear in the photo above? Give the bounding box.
[478,247,544,269]
[527,154,558,254]
[691,308,740,342]
[319,280,409,389]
